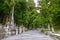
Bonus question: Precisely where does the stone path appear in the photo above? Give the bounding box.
[2,30,54,40]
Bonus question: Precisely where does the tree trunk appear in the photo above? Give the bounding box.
[9,6,14,28]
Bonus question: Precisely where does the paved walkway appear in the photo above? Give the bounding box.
[2,30,54,40]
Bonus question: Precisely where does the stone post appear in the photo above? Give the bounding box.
[19,27,22,34]
[23,27,25,32]
[16,28,18,35]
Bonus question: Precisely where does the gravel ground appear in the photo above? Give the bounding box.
[2,30,54,40]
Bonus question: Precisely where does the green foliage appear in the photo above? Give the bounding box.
[39,0,60,29]
[49,0,60,29]
[14,0,29,26]
[0,0,60,30]
[0,0,9,24]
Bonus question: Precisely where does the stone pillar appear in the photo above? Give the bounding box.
[4,26,9,37]
[51,27,54,32]
[23,27,25,32]
[19,27,22,34]
[48,23,50,31]
[16,28,18,35]
[0,24,2,29]
[25,28,28,31]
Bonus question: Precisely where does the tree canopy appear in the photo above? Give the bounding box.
[0,0,60,30]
